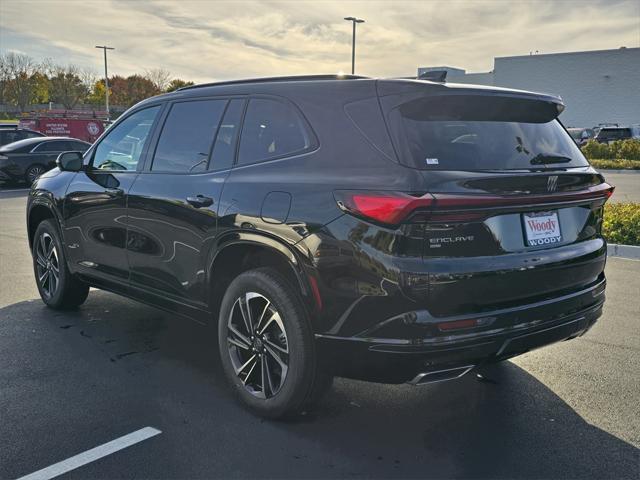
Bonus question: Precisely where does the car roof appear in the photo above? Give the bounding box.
[0,127,43,133]
[0,136,89,152]
[133,75,563,109]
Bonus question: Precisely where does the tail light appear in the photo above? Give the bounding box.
[334,183,614,227]
[334,191,435,225]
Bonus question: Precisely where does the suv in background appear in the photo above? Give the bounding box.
[0,126,44,147]
[595,126,640,143]
[26,75,613,418]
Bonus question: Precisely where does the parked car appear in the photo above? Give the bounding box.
[0,126,45,147]
[594,126,640,143]
[27,75,613,418]
[567,127,595,146]
[0,136,90,184]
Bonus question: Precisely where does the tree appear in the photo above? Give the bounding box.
[48,65,88,109]
[126,75,160,105]
[166,78,195,92]
[109,74,159,107]
[31,72,49,104]
[3,52,40,111]
[145,68,171,92]
[0,54,11,104]
[85,79,108,106]
[106,75,128,106]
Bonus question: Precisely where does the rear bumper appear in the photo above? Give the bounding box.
[316,276,605,383]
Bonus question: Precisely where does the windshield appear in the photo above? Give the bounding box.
[567,129,583,140]
[386,98,589,171]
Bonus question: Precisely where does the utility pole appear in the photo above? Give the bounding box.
[95,45,115,120]
[344,17,365,75]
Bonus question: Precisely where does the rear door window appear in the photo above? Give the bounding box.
[152,99,226,173]
[34,141,72,152]
[237,98,313,166]
[385,95,589,170]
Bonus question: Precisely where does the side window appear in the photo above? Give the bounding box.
[152,99,226,173]
[238,98,312,165]
[71,141,89,151]
[92,106,160,171]
[34,141,71,152]
[210,99,244,171]
[1,131,17,144]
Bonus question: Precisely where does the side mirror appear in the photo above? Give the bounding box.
[56,151,84,172]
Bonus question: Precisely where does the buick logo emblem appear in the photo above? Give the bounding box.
[547,175,558,193]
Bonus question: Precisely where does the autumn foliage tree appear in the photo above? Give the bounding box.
[2,52,42,111]
[108,74,160,107]
[48,65,88,109]
[0,53,195,111]
[166,78,195,92]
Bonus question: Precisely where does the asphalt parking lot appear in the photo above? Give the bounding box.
[1,186,639,479]
[602,171,640,203]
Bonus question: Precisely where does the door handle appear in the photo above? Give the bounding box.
[186,194,214,208]
[105,187,123,197]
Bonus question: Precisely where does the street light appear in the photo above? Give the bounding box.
[95,45,115,120]
[344,17,364,75]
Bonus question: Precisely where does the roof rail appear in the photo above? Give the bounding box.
[177,74,369,91]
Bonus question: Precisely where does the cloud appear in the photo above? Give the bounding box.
[1,0,638,82]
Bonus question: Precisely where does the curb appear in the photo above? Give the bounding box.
[598,169,640,174]
[607,243,640,260]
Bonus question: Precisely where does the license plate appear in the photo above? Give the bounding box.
[523,211,562,247]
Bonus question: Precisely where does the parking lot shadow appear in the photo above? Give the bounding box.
[1,290,638,479]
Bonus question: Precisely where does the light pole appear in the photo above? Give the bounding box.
[95,45,115,119]
[344,17,364,75]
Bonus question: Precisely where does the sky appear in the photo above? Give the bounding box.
[1,0,639,83]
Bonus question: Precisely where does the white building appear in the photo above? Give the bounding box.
[419,47,640,128]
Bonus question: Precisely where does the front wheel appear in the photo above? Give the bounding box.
[218,267,331,418]
[32,220,89,309]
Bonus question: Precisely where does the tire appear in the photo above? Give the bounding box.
[218,267,331,418]
[25,164,46,185]
[32,219,89,309]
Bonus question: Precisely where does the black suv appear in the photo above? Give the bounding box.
[27,75,613,418]
[0,126,44,147]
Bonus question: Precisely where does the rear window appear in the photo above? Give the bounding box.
[386,96,589,170]
[597,128,631,140]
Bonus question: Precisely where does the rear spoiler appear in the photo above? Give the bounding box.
[377,79,565,123]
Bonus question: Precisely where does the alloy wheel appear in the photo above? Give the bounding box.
[27,166,45,183]
[227,292,289,399]
[35,232,59,299]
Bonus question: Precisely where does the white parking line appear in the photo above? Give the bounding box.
[16,427,162,480]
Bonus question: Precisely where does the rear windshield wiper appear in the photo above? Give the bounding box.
[529,153,573,165]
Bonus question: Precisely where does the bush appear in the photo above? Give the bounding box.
[617,140,640,160]
[581,139,640,161]
[582,140,612,159]
[602,202,640,246]
[589,158,640,170]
